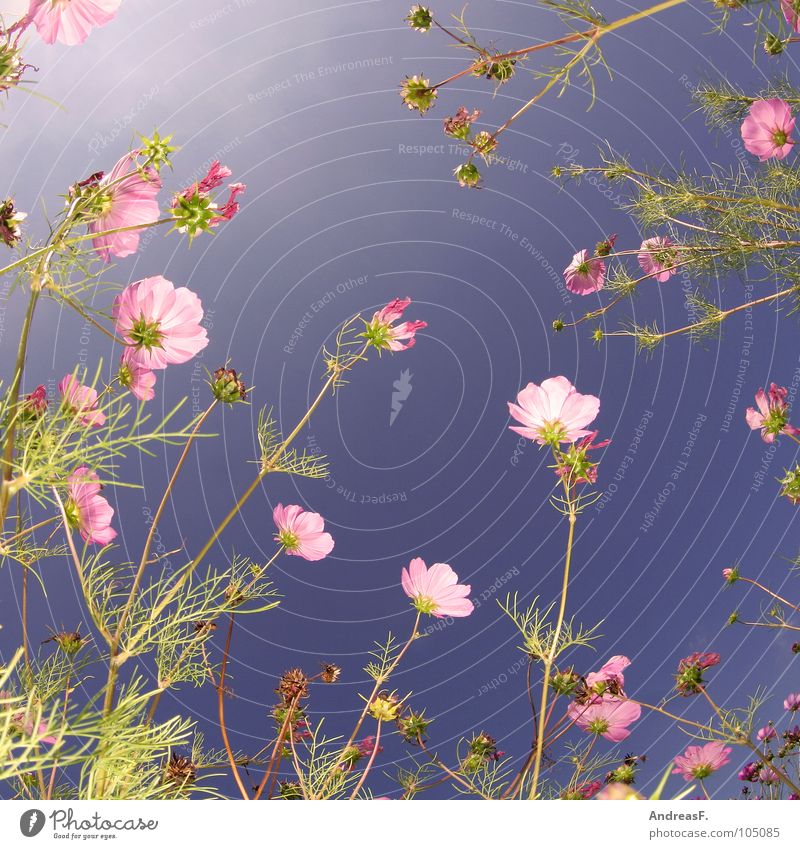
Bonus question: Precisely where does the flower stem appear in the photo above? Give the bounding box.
[218,612,249,799]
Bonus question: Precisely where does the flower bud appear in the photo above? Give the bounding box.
[406,5,433,32]
[764,33,784,55]
[140,130,177,172]
[453,161,481,188]
[400,75,437,113]
[779,465,800,504]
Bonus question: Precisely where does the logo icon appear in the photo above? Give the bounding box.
[390,369,413,427]
[20,810,46,837]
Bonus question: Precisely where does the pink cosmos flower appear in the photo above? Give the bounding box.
[88,153,161,261]
[741,99,796,161]
[364,297,427,352]
[638,236,681,283]
[760,766,781,784]
[58,374,105,428]
[118,349,156,402]
[28,0,121,46]
[567,695,641,743]
[66,466,117,545]
[672,741,731,781]
[585,655,631,697]
[10,707,57,745]
[401,557,473,618]
[757,725,776,742]
[782,0,800,34]
[784,693,800,711]
[745,384,799,443]
[508,376,600,445]
[564,249,605,295]
[273,503,334,561]
[113,276,208,370]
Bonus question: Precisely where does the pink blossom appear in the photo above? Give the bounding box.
[172,162,245,230]
[760,766,781,784]
[782,0,800,34]
[741,99,796,161]
[23,385,48,417]
[564,249,605,296]
[757,725,777,742]
[273,503,334,561]
[401,557,473,618]
[672,741,732,781]
[29,0,121,46]
[88,153,161,261]
[745,383,799,443]
[508,376,600,445]
[586,655,631,697]
[364,297,427,352]
[638,236,681,283]
[118,349,156,402]
[9,705,57,745]
[784,693,800,711]
[567,695,641,742]
[66,466,117,546]
[113,276,208,370]
[58,374,105,428]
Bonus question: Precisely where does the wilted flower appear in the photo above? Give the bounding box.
[638,236,681,282]
[508,376,600,446]
[118,349,157,402]
[273,503,335,561]
[567,695,641,742]
[550,667,580,697]
[595,234,617,257]
[406,5,433,31]
[210,367,247,404]
[87,153,161,261]
[0,198,26,247]
[454,161,481,188]
[443,106,480,140]
[472,131,497,160]
[564,248,606,296]
[171,161,245,239]
[65,467,117,546]
[401,557,473,617]
[745,383,799,443]
[22,385,48,419]
[29,0,121,46]
[164,753,197,786]
[555,430,610,485]
[672,742,732,781]
[400,75,437,113]
[741,98,796,161]
[113,276,208,370]
[59,374,105,428]
[461,732,503,773]
[42,630,84,655]
[362,297,426,352]
[340,736,384,770]
[277,668,309,704]
[320,663,341,684]
[675,651,720,696]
